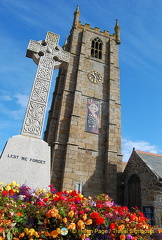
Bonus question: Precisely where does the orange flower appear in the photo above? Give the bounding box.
[82,213,87,221]
[77,220,85,229]
[67,223,76,230]
[86,219,92,225]
[118,224,125,231]
[119,234,126,240]
[50,230,59,238]
[56,228,60,234]
[5,220,11,224]
[63,217,68,224]
[45,232,50,237]
[16,212,22,217]
[19,233,25,238]
[130,214,138,222]
[46,211,51,218]
[46,207,59,218]
[50,208,59,217]
[68,210,74,218]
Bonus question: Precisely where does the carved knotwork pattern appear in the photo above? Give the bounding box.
[40,55,55,68]
[28,40,41,53]
[53,49,70,62]
[31,78,50,103]
[36,66,52,80]
[22,102,45,136]
[45,32,59,48]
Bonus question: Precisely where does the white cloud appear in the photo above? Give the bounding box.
[14,94,28,109]
[0,93,28,120]
[1,95,12,101]
[122,138,161,162]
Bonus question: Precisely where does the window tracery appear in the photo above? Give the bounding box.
[91,37,102,59]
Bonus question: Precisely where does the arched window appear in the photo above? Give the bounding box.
[128,174,141,210]
[91,37,102,59]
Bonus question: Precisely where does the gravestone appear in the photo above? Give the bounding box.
[0,32,70,189]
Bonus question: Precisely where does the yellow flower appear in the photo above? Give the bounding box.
[10,181,17,187]
[86,219,92,225]
[45,192,51,198]
[67,223,76,230]
[118,224,125,231]
[82,213,87,221]
[77,220,85,229]
[0,182,3,185]
[68,210,74,217]
[79,194,84,198]
[28,228,35,236]
[5,185,11,191]
[24,228,29,234]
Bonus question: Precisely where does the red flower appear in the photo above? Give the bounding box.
[9,189,15,196]
[90,212,100,219]
[96,203,103,208]
[109,223,116,230]
[36,201,45,206]
[43,198,49,202]
[79,210,85,215]
[2,190,8,196]
[95,216,104,225]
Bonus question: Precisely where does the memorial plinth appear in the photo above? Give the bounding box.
[0,135,50,189]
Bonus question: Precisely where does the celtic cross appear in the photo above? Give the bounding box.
[21,32,70,138]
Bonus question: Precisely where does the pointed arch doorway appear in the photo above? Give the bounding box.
[128,174,141,210]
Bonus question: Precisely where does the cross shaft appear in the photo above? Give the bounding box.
[21,32,70,138]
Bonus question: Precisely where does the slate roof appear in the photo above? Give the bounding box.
[136,150,162,179]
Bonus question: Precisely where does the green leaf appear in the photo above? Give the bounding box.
[37,219,43,225]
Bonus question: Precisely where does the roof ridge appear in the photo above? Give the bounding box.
[136,150,162,157]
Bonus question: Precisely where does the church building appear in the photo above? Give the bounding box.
[44,6,123,203]
[123,149,162,227]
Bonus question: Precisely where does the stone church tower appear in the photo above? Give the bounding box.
[44,6,122,202]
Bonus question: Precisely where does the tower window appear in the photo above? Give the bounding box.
[91,37,102,59]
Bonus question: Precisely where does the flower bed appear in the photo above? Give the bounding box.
[0,181,159,239]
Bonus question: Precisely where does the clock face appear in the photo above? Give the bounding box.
[87,71,103,84]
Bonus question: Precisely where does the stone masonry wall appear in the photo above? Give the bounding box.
[123,150,162,227]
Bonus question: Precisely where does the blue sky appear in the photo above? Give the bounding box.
[0,0,162,162]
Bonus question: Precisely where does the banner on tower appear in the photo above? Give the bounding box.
[86,98,100,134]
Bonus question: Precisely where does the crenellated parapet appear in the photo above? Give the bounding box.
[71,6,120,44]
